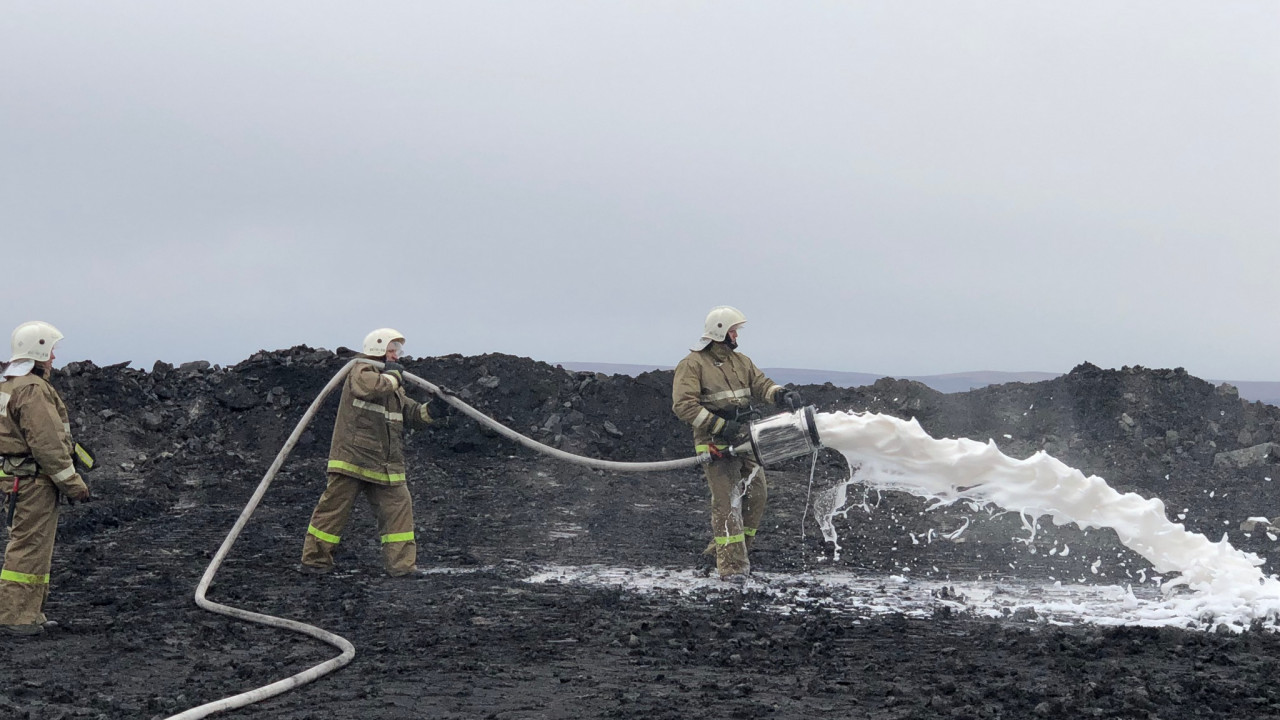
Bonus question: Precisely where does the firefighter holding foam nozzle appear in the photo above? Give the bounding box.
[0,322,90,636]
[672,306,802,584]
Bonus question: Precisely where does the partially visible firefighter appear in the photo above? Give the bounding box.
[0,321,91,636]
[672,306,802,584]
[300,328,437,577]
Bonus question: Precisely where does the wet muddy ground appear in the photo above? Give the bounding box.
[4,350,1280,719]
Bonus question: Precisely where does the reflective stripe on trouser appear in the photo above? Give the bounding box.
[0,475,60,626]
[704,454,767,578]
[704,526,759,557]
[301,473,416,575]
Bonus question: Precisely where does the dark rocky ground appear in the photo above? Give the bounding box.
[4,347,1280,719]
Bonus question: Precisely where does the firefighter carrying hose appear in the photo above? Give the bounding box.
[300,328,438,577]
[0,321,91,636]
[672,306,802,584]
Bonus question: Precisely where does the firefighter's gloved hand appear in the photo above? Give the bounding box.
[427,397,453,425]
[776,389,804,410]
[717,419,747,442]
[382,362,405,386]
[63,476,90,502]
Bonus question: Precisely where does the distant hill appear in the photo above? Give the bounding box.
[764,369,1061,394]
[1220,381,1280,406]
[555,362,1280,404]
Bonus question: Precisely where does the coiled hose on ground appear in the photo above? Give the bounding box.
[166,358,747,719]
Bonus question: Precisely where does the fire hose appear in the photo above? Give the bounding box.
[167,358,765,719]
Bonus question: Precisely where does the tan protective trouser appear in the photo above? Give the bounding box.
[705,456,767,578]
[0,475,60,626]
[301,473,416,575]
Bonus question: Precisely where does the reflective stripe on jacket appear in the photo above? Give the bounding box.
[672,342,781,447]
[327,362,432,485]
[0,373,87,496]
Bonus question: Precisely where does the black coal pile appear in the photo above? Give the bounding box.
[4,348,1280,720]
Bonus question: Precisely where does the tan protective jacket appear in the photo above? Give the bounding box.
[672,342,782,448]
[327,363,432,485]
[0,372,89,496]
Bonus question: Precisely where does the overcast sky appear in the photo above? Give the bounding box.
[3,2,1277,381]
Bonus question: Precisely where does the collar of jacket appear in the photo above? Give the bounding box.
[704,342,736,363]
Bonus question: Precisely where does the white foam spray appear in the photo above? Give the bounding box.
[813,410,1280,629]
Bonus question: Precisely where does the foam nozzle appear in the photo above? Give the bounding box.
[748,405,823,466]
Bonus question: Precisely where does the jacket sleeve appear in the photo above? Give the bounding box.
[349,364,402,401]
[672,357,720,435]
[401,396,433,429]
[12,384,87,496]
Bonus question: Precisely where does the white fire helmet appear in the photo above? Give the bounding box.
[362,328,406,357]
[10,321,64,363]
[692,306,746,351]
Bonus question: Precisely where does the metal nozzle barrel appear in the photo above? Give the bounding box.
[747,405,822,466]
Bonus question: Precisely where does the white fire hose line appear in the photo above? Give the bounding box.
[405,371,742,472]
[165,359,360,720]
[169,359,744,719]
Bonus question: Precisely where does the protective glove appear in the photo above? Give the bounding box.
[426,396,453,426]
[62,474,90,503]
[382,361,405,386]
[716,418,747,442]
[776,389,803,410]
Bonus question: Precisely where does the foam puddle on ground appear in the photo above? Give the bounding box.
[808,411,1280,630]
[523,565,1179,627]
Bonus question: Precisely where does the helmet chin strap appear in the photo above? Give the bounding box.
[722,337,738,350]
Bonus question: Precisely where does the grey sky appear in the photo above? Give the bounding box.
[4,2,1277,380]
